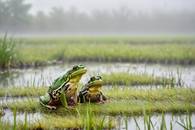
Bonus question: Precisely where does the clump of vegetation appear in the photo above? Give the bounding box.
[0,86,47,97]
[0,35,16,69]
[1,93,195,115]
[105,87,195,102]
[103,72,175,86]
[3,86,194,119]
[14,36,195,67]
[32,111,114,129]
[0,107,115,129]
[1,87,194,103]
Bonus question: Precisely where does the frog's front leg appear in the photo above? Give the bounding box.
[78,91,107,103]
[98,92,107,104]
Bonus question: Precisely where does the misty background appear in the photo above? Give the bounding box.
[0,0,195,35]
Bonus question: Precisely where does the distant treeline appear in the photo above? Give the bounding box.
[0,0,195,34]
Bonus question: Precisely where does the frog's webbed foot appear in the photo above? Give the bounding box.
[97,100,105,104]
[98,97,107,104]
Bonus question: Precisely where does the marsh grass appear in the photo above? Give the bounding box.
[0,72,177,97]
[1,97,195,116]
[0,34,16,69]
[35,114,115,129]
[0,108,115,129]
[19,35,195,45]
[176,113,193,130]
[105,87,195,102]
[1,87,194,103]
[0,111,194,130]
[0,86,47,97]
[0,91,194,129]
[127,112,194,130]
[14,36,195,67]
[5,86,195,116]
[103,72,175,86]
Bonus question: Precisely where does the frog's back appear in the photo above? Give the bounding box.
[48,75,69,93]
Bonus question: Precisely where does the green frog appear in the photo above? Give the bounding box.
[39,64,87,109]
[78,76,106,103]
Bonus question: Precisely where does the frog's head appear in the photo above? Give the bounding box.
[86,76,103,93]
[66,64,87,83]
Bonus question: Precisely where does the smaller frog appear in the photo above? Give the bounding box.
[39,65,87,109]
[78,76,106,103]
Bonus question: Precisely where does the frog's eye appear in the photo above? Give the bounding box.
[73,65,78,70]
[96,76,101,79]
[78,64,84,68]
[90,76,96,81]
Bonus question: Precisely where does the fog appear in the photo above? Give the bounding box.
[0,0,195,35]
[27,0,195,14]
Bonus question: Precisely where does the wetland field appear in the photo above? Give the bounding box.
[0,35,195,130]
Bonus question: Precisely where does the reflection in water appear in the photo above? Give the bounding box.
[0,62,195,87]
[1,109,42,124]
[0,71,20,87]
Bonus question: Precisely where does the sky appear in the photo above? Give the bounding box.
[26,0,195,14]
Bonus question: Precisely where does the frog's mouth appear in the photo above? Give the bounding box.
[89,85,102,93]
[88,81,103,93]
[69,67,87,78]
[87,80,103,88]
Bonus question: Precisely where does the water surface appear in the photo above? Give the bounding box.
[0,62,194,87]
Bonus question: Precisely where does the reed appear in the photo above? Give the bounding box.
[0,34,16,69]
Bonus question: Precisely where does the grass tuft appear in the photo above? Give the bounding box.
[103,72,175,86]
[0,34,16,69]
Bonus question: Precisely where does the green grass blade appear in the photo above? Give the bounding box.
[176,121,189,130]
[133,117,140,130]
[60,92,68,108]
[13,108,17,130]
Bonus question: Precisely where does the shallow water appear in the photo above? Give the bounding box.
[1,108,194,130]
[117,114,195,130]
[0,62,195,87]
[1,109,42,124]
[0,62,195,129]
